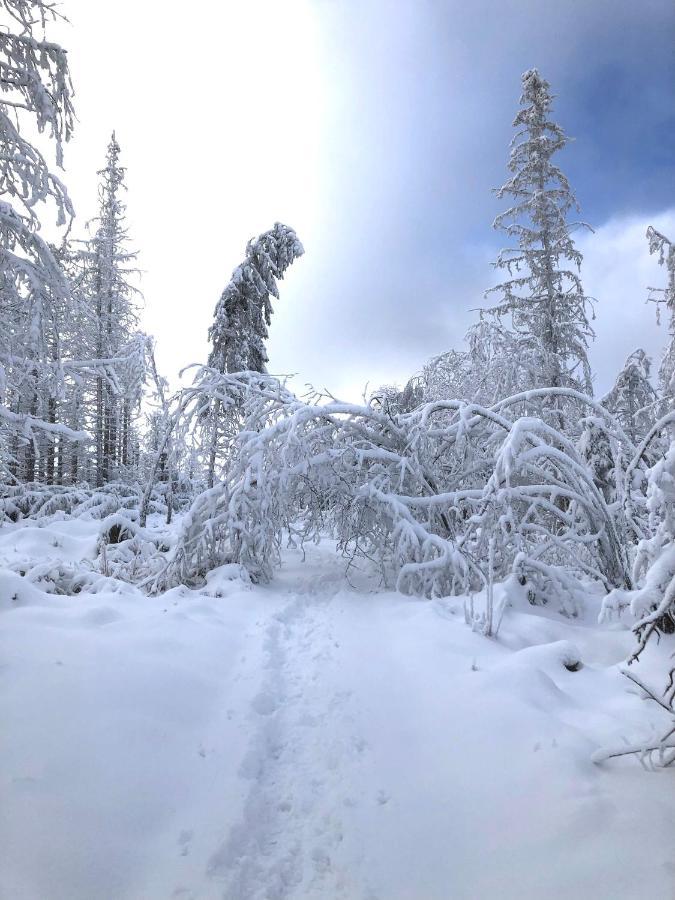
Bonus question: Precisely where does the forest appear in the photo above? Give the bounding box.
[1,2,674,898]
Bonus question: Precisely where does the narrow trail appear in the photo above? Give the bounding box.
[206,566,374,900]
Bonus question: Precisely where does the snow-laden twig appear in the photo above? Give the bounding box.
[592,670,675,769]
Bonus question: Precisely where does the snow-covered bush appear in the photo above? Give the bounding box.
[95,513,166,582]
[0,481,141,523]
[599,413,675,761]
[603,417,675,681]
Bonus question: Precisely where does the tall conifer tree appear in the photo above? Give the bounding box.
[84,134,141,484]
[479,69,594,422]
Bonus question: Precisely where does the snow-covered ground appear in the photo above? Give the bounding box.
[1,518,674,900]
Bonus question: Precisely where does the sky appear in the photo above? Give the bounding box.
[47,0,675,400]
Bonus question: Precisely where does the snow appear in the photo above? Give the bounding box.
[1,518,674,899]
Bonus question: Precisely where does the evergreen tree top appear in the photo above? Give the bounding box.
[208,223,304,375]
[481,68,594,404]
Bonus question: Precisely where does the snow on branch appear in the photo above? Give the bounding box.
[646,226,675,403]
[592,670,675,769]
[153,374,634,621]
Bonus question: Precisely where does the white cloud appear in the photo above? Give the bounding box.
[578,208,675,394]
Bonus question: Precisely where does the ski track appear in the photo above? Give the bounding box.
[206,569,373,900]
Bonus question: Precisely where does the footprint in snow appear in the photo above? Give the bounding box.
[251,691,279,715]
[177,829,193,857]
[312,846,332,874]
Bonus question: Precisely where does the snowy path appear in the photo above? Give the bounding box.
[206,568,371,900]
[1,523,675,899]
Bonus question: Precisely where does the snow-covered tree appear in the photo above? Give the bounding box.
[577,353,657,541]
[137,340,184,527]
[480,69,595,424]
[647,227,675,408]
[208,223,304,375]
[204,222,303,487]
[603,349,657,444]
[464,318,528,406]
[370,379,424,415]
[577,418,617,505]
[420,349,473,404]
[0,0,81,481]
[632,435,675,640]
[158,375,632,623]
[82,133,143,485]
[405,324,526,415]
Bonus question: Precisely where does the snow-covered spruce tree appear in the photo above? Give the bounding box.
[203,222,303,487]
[479,69,594,425]
[577,417,618,506]
[82,134,142,485]
[577,350,659,512]
[603,349,657,445]
[647,227,675,409]
[0,0,84,483]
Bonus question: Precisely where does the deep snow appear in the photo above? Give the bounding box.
[1,518,674,899]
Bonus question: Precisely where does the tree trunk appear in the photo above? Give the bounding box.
[46,396,56,485]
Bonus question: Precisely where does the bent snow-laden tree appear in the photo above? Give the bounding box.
[158,376,633,633]
[138,224,304,521]
[0,0,85,481]
[208,223,304,375]
[476,69,595,427]
[203,222,303,487]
